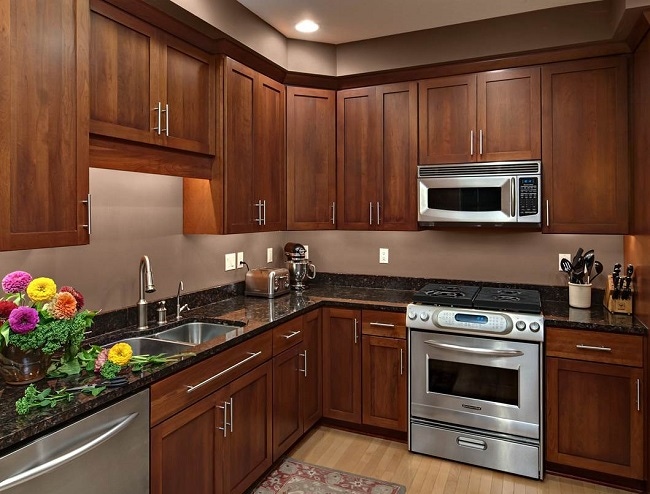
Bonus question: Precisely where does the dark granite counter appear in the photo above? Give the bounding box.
[0,277,645,456]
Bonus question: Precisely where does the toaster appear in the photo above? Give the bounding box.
[245,268,290,298]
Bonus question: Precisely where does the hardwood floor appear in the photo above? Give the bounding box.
[289,426,630,494]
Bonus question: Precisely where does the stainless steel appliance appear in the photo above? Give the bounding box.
[284,243,316,291]
[245,268,290,298]
[0,389,149,493]
[407,284,544,479]
[417,161,541,227]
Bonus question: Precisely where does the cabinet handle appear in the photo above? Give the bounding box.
[152,102,162,135]
[331,202,336,225]
[470,130,474,156]
[354,318,358,344]
[217,400,229,437]
[369,322,395,328]
[186,351,262,393]
[254,200,263,225]
[479,129,483,155]
[161,103,169,137]
[376,202,381,225]
[546,200,550,227]
[299,350,307,377]
[282,330,301,339]
[369,202,373,225]
[82,194,92,235]
[262,199,266,226]
[576,344,612,352]
[400,348,404,376]
[637,379,641,412]
[229,397,234,433]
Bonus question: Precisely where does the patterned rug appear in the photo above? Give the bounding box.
[251,458,406,494]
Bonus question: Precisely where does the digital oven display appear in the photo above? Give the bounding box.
[454,313,489,324]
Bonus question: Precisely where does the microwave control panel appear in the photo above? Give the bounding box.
[518,177,539,216]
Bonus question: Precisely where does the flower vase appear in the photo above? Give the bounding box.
[0,346,51,385]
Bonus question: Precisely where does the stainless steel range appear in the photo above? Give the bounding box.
[407,283,544,479]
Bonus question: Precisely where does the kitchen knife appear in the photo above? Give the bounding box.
[622,264,634,299]
[612,263,621,299]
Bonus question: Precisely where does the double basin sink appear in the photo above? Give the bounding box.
[109,321,244,356]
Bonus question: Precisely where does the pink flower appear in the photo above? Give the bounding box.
[2,271,32,294]
[8,306,39,334]
[94,348,109,373]
[0,300,17,321]
[60,286,84,310]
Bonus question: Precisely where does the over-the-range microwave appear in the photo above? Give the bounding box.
[417,160,542,227]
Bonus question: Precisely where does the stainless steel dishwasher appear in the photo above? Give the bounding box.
[0,389,149,493]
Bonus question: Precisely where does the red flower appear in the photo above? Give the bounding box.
[0,300,18,321]
[60,286,85,310]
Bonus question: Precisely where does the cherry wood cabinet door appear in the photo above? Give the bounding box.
[477,67,541,162]
[272,345,303,461]
[376,82,418,231]
[542,57,628,234]
[362,336,407,431]
[254,73,286,232]
[287,87,336,230]
[337,87,379,230]
[546,357,644,480]
[302,309,323,430]
[0,0,90,251]
[418,74,476,164]
[150,394,217,494]
[216,360,273,494]
[322,307,362,423]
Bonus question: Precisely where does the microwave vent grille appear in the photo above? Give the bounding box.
[418,161,541,178]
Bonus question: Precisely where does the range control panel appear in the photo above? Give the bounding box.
[406,304,544,342]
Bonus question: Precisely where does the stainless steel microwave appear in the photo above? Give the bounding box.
[417,161,541,227]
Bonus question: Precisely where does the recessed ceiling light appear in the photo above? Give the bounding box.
[295,19,319,33]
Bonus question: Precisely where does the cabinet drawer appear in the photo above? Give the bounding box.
[546,327,643,367]
[272,316,304,355]
[362,310,406,339]
[151,330,272,425]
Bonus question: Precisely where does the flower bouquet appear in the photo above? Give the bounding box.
[0,271,96,385]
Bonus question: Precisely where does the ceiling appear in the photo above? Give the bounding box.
[236,0,599,44]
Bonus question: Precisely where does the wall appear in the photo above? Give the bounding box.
[0,169,624,314]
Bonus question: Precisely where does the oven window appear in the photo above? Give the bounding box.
[428,187,501,212]
[428,359,518,406]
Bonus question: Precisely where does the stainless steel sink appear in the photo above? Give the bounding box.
[154,321,241,345]
[107,337,195,355]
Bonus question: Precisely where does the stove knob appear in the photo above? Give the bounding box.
[407,310,417,321]
[530,322,540,332]
[419,312,430,322]
[515,320,526,331]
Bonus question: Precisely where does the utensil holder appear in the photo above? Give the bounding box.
[568,282,592,309]
[603,274,633,315]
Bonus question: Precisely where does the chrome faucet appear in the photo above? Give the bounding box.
[137,255,156,329]
[176,280,189,320]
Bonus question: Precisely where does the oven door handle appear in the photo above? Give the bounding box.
[424,340,524,357]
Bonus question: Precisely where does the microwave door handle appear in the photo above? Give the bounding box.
[511,177,516,217]
[424,340,524,358]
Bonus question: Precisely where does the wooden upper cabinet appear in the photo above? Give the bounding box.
[287,87,336,230]
[542,57,628,234]
[0,0,90,251]
[223,58,285,233]
[337,83,417,231]
[419,67,540,164]
[89,0,215,155]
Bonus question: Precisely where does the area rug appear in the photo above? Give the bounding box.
[251,458,406,494]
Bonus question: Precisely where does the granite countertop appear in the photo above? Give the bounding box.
[0,280,645,455]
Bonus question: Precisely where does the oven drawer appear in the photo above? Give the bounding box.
[410,420,541,479]
[546,327,643,367]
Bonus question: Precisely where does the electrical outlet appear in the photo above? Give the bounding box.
[559,253,571,272]
[266,247,273,263]
[304,244,309,260]
[225,253,236,271]
[379,248,389,264]
[236,252,244,268]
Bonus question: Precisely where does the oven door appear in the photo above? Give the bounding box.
[418,175,516,225]
[410,330,540,439]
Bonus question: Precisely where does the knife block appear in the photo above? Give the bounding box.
[603,274,633,315]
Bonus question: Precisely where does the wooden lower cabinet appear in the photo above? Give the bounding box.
[546,327,644,483]
[151,360,272,494]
